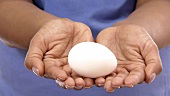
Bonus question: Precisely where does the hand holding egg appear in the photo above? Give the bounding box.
[68,42,117,78]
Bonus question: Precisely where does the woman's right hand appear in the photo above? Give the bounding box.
[25,18,94,90]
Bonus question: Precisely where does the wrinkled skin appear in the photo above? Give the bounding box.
[25,20,162,92]
[25,19,94,90]
[95,25,162,92]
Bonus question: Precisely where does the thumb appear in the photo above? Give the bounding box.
[25,35,47,77]
[142,42,163,84]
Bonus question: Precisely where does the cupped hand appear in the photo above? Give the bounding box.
[95,25,162,92]
[25,19,94,89]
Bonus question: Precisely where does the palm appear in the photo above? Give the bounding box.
[25,20,94,89]
[43,22,93,79]
[96,25,162,91]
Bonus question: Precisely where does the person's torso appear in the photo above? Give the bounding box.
[33,0,136,39]
[1,0,170,96]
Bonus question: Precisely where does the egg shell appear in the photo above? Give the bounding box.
[68,42,117,78]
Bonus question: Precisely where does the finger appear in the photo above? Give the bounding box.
[45,63,67,80]
[84,78,94,88]
[145,58,162,84]
[140,41,162,84]
[64,77,75,89]
[124,68,145,87]
[95,77,105,87]
[104,76,115,92]
[43,73,52,79]
[25,37,47,76]
[145,51,162,84]
[43,58,68,67]
[71,72,85,90]
[63,64,72,76]
[74,78,85,90]
[111,67,129,88]
[25,49,45,76]
[56,79,65,88]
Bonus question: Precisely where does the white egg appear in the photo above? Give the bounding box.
[68,42,117,78]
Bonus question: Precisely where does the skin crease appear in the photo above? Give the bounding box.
[0,0,170,92]
[25,19,95,89]
[95,0,170,92]
[95,25,162,92]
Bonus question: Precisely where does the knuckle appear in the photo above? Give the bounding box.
[60,18,74,26]
[61,18,72,22]
[74,22,91,31]
[74,22,88,27]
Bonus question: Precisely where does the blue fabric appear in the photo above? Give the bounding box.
[0,0,170,96]
[33,0,136,39]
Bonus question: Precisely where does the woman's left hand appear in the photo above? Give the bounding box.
[95,25,162,92]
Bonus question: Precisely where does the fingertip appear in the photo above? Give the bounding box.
[35,64,45,77]
[75,78,85,90]
[149,73,156,83]
[75,78,85,86]
[145,62,162,84]
[45,65,68,80]
[64,77,75,89]
[57,70,68,81]
[56,79,65,88]
[32,67,40,76]
[25,57,45,76]
[32,67,44,77]
[95,77,105,87]
[111,77,123,88]
[143,43,163,83]
[124,78,134,87]
[124,74,142,87]
[145,73,156,84]
[104,80,115,93]
[84,78,94,88]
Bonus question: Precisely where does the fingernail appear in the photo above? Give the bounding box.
[97,83,104,87]
[65,85,69,89]
[56,78,64,82]
[149,73,156,84]
[85,85,93,88]
[126,85,134,88]
[111,85,120,89]
[65,85,74,89]
[75,86,83,89]
[85,86,91,88]
[105,89,115,93]
[32,67,40,76]
[58,77,65,81]
[56,80,65,87]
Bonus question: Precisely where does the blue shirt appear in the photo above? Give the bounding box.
[0,0,170,96]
